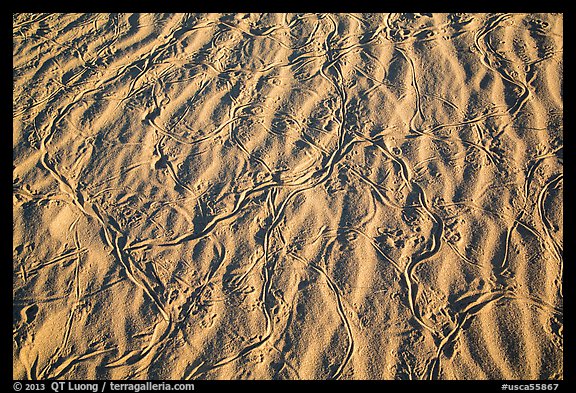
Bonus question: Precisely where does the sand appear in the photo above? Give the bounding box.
[13,13,563,380]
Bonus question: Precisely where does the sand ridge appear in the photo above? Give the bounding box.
[13,13,562,379]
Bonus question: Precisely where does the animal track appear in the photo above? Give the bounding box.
[13,13,562,380]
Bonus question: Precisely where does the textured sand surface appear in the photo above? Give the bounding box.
[13,13,563,380]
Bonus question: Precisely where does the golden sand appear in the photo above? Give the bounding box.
[13,13,563,379]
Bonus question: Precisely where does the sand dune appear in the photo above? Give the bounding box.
[13,13,562,380]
